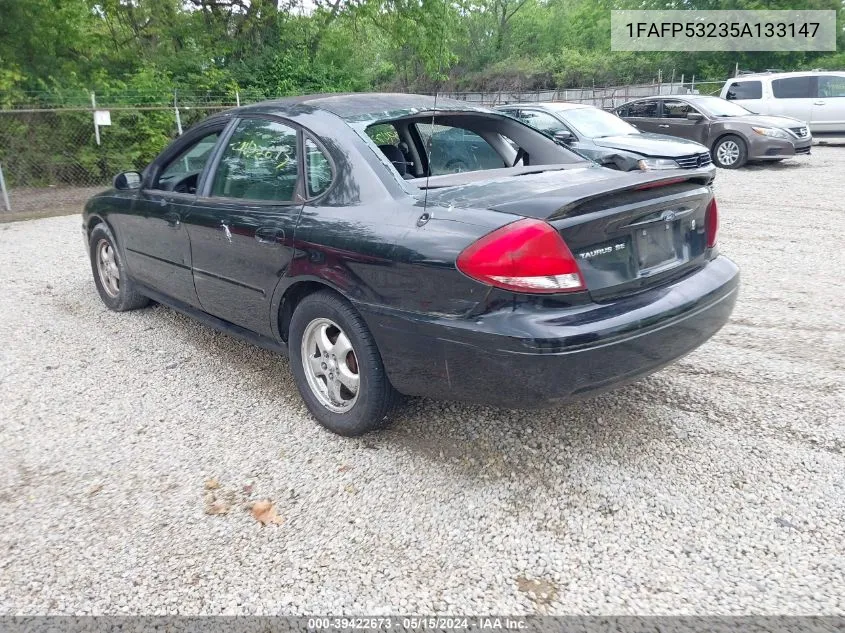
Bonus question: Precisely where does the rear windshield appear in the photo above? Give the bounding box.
[362,112,586,182]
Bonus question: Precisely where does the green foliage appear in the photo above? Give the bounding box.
[1,0,841,100]
[0,0,843,186]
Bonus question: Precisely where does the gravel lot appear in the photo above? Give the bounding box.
[1,148,843,616]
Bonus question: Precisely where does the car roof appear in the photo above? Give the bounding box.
[207,93,494,125]
[497,102,592,111]
[730,70,845,81]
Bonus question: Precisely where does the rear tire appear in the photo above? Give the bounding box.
[289,290,399,436]
[712,135,747,169]
[88,223,150,312]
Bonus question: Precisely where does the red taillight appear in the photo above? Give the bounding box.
[705,198,719,248]
[456,218,585,294]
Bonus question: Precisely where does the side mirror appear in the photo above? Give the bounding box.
[686,112,705,121]
[113,171,142,190]
[553,130,574,144]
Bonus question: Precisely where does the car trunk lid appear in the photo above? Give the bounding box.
[422,167,714,298]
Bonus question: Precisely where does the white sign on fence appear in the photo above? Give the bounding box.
[94,110,111,126]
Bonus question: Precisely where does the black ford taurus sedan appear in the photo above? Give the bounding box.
[83,93,739,436]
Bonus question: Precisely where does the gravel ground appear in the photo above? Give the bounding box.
[0,148,843,616]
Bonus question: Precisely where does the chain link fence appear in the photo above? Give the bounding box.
[0,81,726,215]
[0,103,229,213]
[442,80,725,109]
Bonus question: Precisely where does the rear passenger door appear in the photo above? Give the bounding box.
[771,76,815,124]
[621,100,661,133]
[812,75,845,133]
[185,117,303,337]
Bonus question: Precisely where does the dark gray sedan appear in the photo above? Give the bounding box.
[496,102,714,176]
[615,95,812,169]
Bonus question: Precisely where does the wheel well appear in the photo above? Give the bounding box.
[86,216,103,237]
[278,281,336,342]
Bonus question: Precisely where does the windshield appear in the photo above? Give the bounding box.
[693,97,753,117]
[557,107,639,138]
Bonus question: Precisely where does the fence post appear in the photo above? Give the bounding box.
[174,90,183,135]
[236,89,240,107]
[0,163,11,212]
[91,92,101,146]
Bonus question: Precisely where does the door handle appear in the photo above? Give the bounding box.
[163,211,180,228]
[255,227,284,245]
[658,124,670,128]
[813,101,825,106]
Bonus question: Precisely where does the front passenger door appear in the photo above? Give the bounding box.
[187,117,303,337]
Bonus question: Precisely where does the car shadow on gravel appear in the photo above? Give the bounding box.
[739,160,806,172]
[376,380,674,483]
[133,302,298,399]
[89,289,679,475]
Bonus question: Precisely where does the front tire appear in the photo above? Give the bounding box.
[712,135,747,169]
[289,290,399,436]
[88,223,150,312]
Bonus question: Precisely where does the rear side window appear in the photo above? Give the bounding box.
[772,77,814,99]
[518,110,568,134]
[626,101,658,117]
[211,119,299,202]
[305,138,333,197]
[725,81,762,100]
[818,75,845,97]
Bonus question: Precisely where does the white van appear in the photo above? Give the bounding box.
[720,71,845,135]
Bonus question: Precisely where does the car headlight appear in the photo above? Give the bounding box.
[637,158,680,171]
[752,126,790,140]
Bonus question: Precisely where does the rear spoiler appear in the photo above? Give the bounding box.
[491,170,713,222]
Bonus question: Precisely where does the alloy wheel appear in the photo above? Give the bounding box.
[716,140,740,166]
[300,317,360,413]
[96,239,120,298]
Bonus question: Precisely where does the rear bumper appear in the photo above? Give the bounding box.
[748,135,812,160]
[359,256,739,408]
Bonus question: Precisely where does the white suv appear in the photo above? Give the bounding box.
[720,71,845,135]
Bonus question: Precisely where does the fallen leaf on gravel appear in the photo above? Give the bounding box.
[251,501,283,526]
[516,577,558,606]
[204,478,220,490]
[242,483,254,495]
[344,483,358,494]
[337,465,351,473]
[88,484,103,496]
[205,499,230,515]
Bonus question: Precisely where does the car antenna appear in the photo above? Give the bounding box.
[420,0,449,226]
